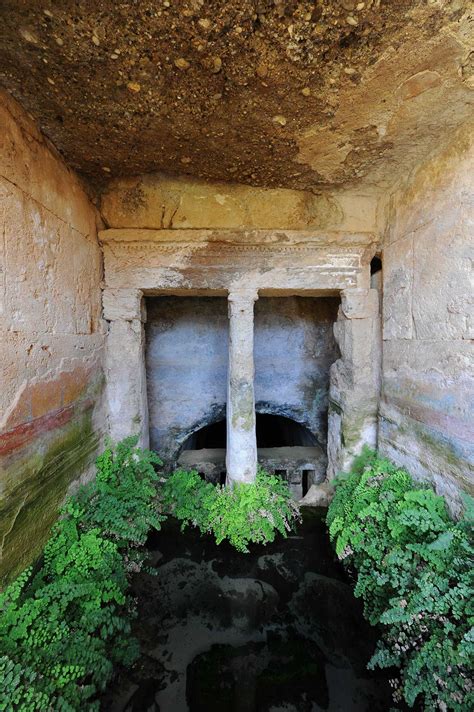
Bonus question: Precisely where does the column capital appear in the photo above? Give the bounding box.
[340,288,379,320]
[102,288,146,322]
[227,287,259,306]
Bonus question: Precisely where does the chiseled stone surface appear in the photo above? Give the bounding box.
[101,174,378,233]
[102,288,145,322]
[0,94,105,585]
[105,318,149,450]
[99,228,375,294]
[380,122,474,511]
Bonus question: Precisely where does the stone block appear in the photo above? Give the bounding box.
[100,174,377,232]
[300,482,334,507]
[1,91,97,239]
[102,288,145,321]
[340,288,379,319]
[105,319,149,447]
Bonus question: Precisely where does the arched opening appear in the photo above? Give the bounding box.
[256,414,317,448]
[181,414,317,452]
[178,414,325,496]
[181,419,226,451]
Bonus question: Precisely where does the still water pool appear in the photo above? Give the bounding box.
[103,509,393,712]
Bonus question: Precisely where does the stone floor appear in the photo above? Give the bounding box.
[101,510,395,712]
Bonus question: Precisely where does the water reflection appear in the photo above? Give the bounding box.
[103,509,393,712]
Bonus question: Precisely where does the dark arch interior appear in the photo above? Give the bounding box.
[181,414,317,451]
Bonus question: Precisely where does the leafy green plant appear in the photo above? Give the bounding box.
[65,436,164,572]
[162,468,217,533]
[162,466,301,553]
[327,450,474,711]
[208,468,301,552]
[0,437,163,711]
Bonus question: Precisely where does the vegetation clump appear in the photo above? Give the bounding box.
[0,440,299,709]
[327,450,474,712]
[0,437,163,711]
[163,466,301,552]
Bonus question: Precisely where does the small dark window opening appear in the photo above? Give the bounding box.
[302,470,313,496]
[274,469,287,479]
[370,256,382,275]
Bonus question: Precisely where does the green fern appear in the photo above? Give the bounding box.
[0,437,162,711]
[327,450,474,711]
[162,466,301,553]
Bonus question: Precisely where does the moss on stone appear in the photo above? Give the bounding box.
[0,410,100,587]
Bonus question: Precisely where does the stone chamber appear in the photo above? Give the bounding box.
[1,0,473,587]
[146,295,339,497]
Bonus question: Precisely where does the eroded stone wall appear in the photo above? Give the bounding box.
[0,92,105,584]
[146,296,338,465]
[380,123,474,510]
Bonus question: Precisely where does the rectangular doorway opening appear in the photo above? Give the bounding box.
[145,294,340,491]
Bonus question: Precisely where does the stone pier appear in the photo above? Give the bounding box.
[226,289,259,486]
[103,288,149,449]
[327,288,381,478]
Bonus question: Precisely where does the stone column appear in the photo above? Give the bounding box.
[103,288,149,449]
[226,288,259,487]
[327,288,381,479]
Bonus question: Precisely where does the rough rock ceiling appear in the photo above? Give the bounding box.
[0,1,472,192]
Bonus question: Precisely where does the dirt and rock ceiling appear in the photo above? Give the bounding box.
[1,1,473,193]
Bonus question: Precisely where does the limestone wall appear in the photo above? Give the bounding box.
[146,296,338,464]
[380,123,474,510]
[0,92,105,584]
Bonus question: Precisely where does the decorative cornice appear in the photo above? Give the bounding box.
[105,241,367,256]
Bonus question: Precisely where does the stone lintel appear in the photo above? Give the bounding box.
[103,288,145,322]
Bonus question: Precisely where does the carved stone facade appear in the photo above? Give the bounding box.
[100,228,381,484]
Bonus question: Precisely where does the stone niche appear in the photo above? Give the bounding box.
[146,295,339,496]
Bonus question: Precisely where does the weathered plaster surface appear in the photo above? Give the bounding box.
[0,92,105,585]
[379,122,474,509]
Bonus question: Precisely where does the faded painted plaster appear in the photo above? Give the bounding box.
[0,92,105,584]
